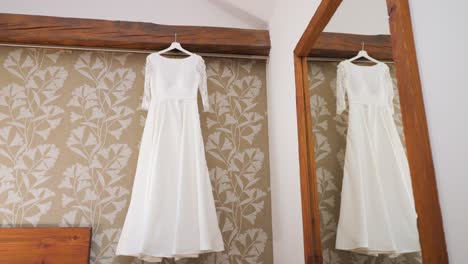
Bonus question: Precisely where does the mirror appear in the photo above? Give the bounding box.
[308,62,421,263]
[308,1,422,263]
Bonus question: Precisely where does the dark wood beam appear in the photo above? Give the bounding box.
[0,13,270,56]
[386,0,448,262]
[295,55,323,264]
[310,32,393,61]
[294,0,343,56]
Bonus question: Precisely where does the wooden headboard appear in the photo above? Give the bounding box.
[0,227,91,264]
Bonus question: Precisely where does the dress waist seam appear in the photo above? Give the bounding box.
[155,97,197,103]
[349,102,387,106]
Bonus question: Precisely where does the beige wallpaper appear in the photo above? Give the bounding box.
[307,61,421,264]
[0,47,272,264]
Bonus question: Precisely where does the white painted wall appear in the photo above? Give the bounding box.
[325,0,390,35]
[0,0,268,29]
[409,1,468,263]
[266,1,319,263]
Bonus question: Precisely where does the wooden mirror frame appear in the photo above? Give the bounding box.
[294,1,448,264]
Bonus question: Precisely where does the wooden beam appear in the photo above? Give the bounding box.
[294,2,343,263]
[386,0,448,263]
[294,0,343,56]
[295,55,323,264]
[0,227,92,264]
[310,32,393,61]
[0,13,270,55]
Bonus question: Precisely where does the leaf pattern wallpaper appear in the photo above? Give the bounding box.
[0,47,272,264]
[307,61,421,264]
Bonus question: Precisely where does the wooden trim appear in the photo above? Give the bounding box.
[310,32,392,61]
[295,0,448,263]
[386,0,448,262]
[294,1,343,264]
[302,57,323,264]
[295,55,323,264]
[0,227,92,263]
[294,0,343,56]
[0,13,270,55]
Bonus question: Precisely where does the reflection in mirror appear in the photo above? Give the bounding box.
[325,0,390,35]
[306,1,423,262]
[307,61,422,263]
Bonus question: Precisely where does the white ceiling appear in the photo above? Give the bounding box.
[325,0,390,35]
[207,0,274,29]
[1,0,389,34]
[0,0,273,29]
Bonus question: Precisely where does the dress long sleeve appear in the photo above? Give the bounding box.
[197,58,210,111]
[336,63,347,115]
[142,56,152,111]
[384,67,395,115]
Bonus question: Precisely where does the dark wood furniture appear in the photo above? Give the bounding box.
[0,227,92,264]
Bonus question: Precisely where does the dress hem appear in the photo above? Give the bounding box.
[336,246,420,258]
[117,248,225,263]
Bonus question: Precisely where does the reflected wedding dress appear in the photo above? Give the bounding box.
[335,60,420,257]
[116,53,224,262]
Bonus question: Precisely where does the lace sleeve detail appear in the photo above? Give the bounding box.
[142,55,152,111]
[197,57,210,111]
[336,62,347,115]
[384,66,395,115]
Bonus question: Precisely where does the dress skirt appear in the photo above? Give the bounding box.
[335,104,420,256]
[116,99,224,262]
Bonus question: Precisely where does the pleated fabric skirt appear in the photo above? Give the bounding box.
[116,99,224,262]
[335,104,420,257]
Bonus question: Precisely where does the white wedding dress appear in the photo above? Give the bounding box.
[335,60,420,257]
[116,53,224,262]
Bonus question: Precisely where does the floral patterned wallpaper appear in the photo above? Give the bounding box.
[0,47,272,264]
[307,61,421,264]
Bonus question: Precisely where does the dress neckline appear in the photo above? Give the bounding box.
[155,53,195,62]
[344,60,385,69]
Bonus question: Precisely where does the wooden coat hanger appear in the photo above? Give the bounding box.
[348,42,381,64]
[157,33,193,56]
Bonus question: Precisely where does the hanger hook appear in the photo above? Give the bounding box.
[174,33,177,42]
[361,42,365,51]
